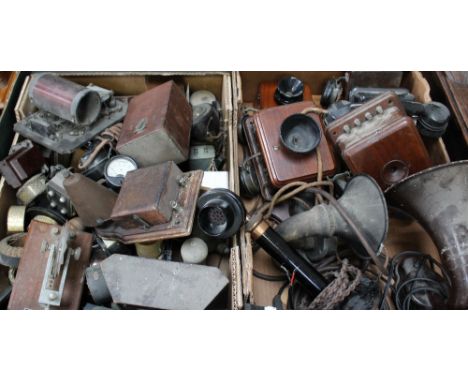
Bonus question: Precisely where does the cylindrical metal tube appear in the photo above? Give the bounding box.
[7,206,26,233]
[252,221,328,298]
[29,73,102,125]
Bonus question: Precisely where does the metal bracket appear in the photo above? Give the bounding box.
[38,226,81,308]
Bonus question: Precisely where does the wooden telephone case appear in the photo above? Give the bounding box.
[252,101,336,188]
[326,92,432,189]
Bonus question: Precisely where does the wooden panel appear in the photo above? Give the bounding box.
[8,221,92,310]
[239,71,343,103]
[327,92,432,189]
[254,101,336,187]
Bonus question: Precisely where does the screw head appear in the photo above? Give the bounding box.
[49,292,57,301]
[178,176,188,187]
[73,248,81,261]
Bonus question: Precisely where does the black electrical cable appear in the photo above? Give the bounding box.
[379,251,421,309]
[400,253,427,306]
[378,263,395,310]
[253,269,288,282]
[395,278,448,310]
[401,286,445,310]
[381,251,451,310]
[272,281,290,309]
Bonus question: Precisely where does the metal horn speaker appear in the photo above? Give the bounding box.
[385,160,468,309]
[276,174,389,256]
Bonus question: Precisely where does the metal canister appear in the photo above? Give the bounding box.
[29,73,102,125]
[7,206,26,233]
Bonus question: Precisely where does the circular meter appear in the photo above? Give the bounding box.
[104,155,138,188]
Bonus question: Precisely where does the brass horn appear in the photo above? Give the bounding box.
[385,160,468,309]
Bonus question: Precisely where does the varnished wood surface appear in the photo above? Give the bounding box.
[254,101,336,188]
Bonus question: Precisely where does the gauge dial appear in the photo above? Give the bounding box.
[104,155,138,188]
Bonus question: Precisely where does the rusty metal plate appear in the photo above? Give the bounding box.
[96,169,203,244]
[7,221,92,310]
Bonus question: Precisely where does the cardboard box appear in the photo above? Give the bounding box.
[0,71,242,309]
[233,71,451,307]
[0,71,457,310]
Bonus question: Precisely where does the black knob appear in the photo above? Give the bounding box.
[274,76,304,105]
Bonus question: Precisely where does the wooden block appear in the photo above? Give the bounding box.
[8,221,92,310]
[253,101,336,188]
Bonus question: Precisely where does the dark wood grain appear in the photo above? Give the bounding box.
[327,92,432,189]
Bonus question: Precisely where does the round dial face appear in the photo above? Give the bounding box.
[105,156,137,187]
[106,157,136,177]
